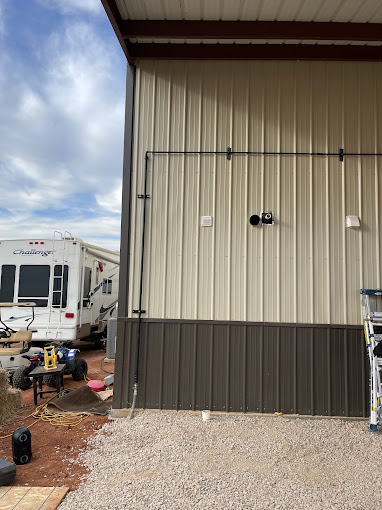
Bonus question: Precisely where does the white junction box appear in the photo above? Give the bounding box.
[201,216,213,227]
[346,215,360,229]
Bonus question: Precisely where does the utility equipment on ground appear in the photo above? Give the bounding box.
[106,317,117,359]
[12,426,32,465]
[44,346,57,370]
[0,302,87,389]
[42,345,88,387]
[0,233,119,347]
[361,289,382,432]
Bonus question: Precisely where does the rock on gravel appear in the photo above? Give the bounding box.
[59,411,382,510]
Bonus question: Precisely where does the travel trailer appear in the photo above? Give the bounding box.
[0,234,119,345]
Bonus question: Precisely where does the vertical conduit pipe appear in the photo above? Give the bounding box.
[129,152,149,420]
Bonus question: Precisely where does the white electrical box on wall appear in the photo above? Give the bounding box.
[346,215,360,229]
[201,216,213,227]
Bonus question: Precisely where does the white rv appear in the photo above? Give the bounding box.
[0,235,119,344]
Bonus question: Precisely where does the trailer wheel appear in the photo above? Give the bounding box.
[13,366,32,391]
[72,359,88,381]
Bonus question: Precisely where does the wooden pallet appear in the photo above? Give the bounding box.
[0,486,68,510]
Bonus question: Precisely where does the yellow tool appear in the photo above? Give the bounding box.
[44,345,57,370]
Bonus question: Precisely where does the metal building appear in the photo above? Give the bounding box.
[101,0,382,417]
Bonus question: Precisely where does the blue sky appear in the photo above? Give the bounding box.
[0,0,126,250]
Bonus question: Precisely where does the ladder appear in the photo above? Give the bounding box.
[361,289,382,432]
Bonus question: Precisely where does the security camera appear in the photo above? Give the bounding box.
[261,212,274,225]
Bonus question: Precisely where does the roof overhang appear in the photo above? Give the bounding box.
[101,0,382,64]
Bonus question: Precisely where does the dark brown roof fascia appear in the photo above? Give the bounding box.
[121,20,382,42]
[129,43,382,61]
[101,0,133,63]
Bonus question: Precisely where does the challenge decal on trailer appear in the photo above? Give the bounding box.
[13,249,54,257]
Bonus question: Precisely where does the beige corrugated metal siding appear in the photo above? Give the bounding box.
[128,60,382,325]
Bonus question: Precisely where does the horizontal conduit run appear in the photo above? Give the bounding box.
[146,147,382,161]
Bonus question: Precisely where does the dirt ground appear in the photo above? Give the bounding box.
[0,342,112,490]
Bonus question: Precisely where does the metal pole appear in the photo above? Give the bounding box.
[129,151,149,420]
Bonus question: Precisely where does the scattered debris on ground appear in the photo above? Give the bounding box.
[0,343,112,490]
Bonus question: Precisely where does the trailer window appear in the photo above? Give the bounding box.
[18,265,50,307]
[102,279,112,295]
[52,265,69,308]
[0,265,16,302]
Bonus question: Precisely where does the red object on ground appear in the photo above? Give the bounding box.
[87,379,105,392]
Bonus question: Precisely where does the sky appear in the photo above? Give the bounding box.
[0,0,126,250]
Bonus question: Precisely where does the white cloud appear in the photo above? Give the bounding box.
[0,0,10,39]
[37,0,103,16]
[0,211,121,251]
[18,90,45,119]
[4,155,75,212]
[0,8,126,249]
[95,180,122,214]
[0,20,125,210]
[40,22,125,175]
[0,4,4,38]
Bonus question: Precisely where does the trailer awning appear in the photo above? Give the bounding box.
[101,0,382,63]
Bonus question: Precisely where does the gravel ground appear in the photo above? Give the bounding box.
[59,411,382,510]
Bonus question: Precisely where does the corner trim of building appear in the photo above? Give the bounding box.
[114,63,136,409]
